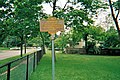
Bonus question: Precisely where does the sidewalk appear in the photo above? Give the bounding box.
[0,49,36,60]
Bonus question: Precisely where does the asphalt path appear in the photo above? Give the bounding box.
[0,49,36,60]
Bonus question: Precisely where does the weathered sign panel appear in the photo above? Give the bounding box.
[40,17,64,34]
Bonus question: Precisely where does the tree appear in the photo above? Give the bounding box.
[28,35,43,47]
[11,0,44,56]
[84,26,105,54]
[0,0,45,56]
[108,0,120,39]
[103,27,120,48]
[55,32,69,53]
[0,0,14,46]
[2,35,20,48]
[43,0,107,55]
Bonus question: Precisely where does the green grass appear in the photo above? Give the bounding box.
[0,55,21,66]
[0,47,9,50]
[0,58,27,80]
[0,50,35,66]
[0,50,36,73]
[30,52,120,80]
[0,51,36,80]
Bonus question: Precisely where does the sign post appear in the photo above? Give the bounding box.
[40,17,64,80]
[51,34,55,80]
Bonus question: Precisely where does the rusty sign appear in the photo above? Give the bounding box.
[40,17,64,34]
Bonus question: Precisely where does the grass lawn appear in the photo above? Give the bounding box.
[0,47,9,50]
[0,50,34,66]
[0,55,21,66]
[0,51,36,80]
[30,51,120,80]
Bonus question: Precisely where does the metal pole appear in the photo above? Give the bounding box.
[26,55,29,80]
[51,34,55,80]
[33,52,36,72]
[7,63,11,80]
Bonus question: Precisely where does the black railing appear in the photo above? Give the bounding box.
[0,50,43,80]
[101,48,120,55]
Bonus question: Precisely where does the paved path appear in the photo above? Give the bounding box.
[0,49,36,60]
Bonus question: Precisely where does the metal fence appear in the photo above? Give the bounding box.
[0,50,43,80]
[101,48,120,55]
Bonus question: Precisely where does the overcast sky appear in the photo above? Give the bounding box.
[42,0,118,14]
[42,0,67,15]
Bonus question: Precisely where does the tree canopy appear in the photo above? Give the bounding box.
[0,0,119,55]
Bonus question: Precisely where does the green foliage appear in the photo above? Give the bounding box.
[103,27,120,48]
[2,36,21,47]
[53,0,106,50]
[28,36,42,47]
[54,30,83,49]
[113,0,120,10]
[27,32,50,47]
[0,0,14,45]
[0,0,46,48]
[0,0,110,50]
[0,47,9,50]
[11,0,43,37]
[54,33,69,51]
[83,26,105,54]
[68,30,83,47]
[108,0,120,39]
[76,0,108,14]
[85,26,105,41]
[86,26,120,54]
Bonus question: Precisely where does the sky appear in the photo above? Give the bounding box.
[42,0,67,15]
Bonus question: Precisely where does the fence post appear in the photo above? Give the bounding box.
[26,55,29,80]
[40,50,43,59]
[37,51,38,65]
[38,50,42,62]
[37,51,40,65]
[7,63,11,80]
[33,52,35,72]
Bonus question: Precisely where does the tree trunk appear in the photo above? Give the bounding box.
[6,42,9,48]
[84,33,88,54]
[108,0,120,39]
[20,35,24,57]
[20,43,23,57]
[62,47,64,53]
[24,35,27,54]
[40,32,46,54]
[54,50,56,62]
[52,0,57,16]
